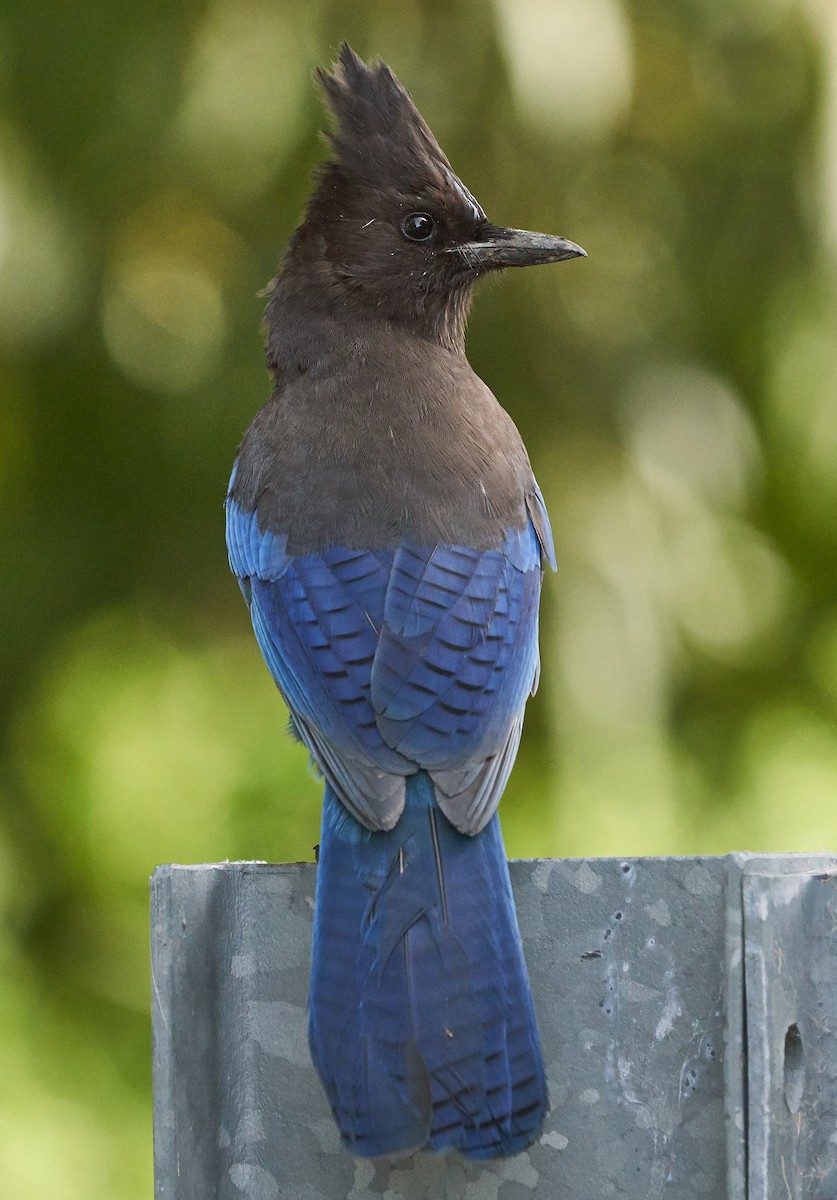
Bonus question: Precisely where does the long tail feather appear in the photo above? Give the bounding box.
[308,773,548,1159]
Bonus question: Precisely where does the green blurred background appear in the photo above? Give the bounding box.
[2,0,836,1192]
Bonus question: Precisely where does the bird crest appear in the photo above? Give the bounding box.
[316,43,485,224]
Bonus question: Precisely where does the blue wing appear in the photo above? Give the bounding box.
[225,476,553,833]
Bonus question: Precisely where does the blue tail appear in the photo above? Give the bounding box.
[308,773,548,1159]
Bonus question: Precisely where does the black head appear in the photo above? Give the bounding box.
[275,45,585,349]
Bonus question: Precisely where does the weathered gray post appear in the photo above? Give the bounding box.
[151,853,837,1199]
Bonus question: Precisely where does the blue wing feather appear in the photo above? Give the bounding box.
[525,482,556,571]
[371,536,541,771]
[225,477,550,833]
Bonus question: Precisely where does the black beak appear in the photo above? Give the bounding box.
[453,225,586,271]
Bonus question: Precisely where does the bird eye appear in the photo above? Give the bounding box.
[401,212,436,242]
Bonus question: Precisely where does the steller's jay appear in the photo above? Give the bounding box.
[225,44,585,1160]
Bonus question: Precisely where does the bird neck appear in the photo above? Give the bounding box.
[265,231,473,366]
[264,284,473,387]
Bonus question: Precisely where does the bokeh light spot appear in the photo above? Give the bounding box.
[170,0,315,203]
[625,362,762,510]
[0,122,82,347]
[102,251,225,393]
[99,194,245,394]
[496,0,633,135]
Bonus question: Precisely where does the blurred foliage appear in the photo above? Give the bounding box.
[1,0,836,1193]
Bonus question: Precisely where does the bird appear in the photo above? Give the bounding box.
[225,43,585,1160]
